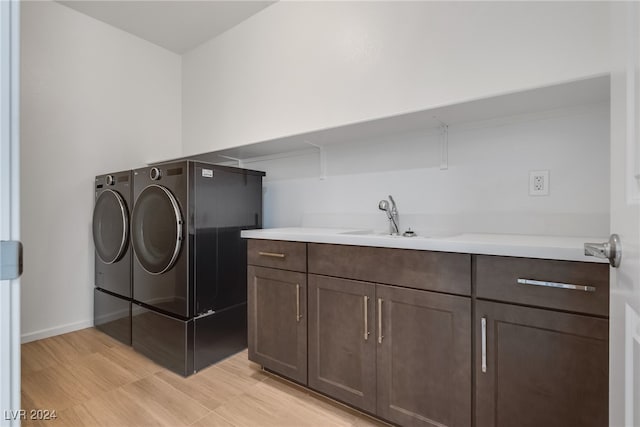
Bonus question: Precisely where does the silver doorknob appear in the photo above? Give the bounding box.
[584,234,621,268]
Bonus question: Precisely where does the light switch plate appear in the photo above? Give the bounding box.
[529,170,549,196]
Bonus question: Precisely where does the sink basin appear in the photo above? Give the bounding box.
[339,229,382,236]
[340,230,455,239]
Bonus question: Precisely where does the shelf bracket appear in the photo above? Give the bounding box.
[304,141,327,180]
[217,155,244,169]
[438,122,449,170]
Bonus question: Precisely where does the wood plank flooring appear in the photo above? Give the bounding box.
[21,328,387,427]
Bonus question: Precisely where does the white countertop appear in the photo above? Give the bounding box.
[241,227,609,263]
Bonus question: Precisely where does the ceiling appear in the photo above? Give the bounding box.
[58,1,275,54]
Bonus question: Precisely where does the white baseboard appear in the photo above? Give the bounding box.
[21,319,94,344]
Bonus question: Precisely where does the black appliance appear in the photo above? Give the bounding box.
[92,170,133,345]
[130,160,264,376]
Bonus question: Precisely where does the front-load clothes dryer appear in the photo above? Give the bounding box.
[130,160,264,376]
[93,170,133,298]
[92,170,133,345]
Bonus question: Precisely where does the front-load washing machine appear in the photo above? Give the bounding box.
[130,160,264,375]
[92,170,133,345]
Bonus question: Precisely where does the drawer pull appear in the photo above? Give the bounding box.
[517,278,595,292]
[363,296,370,341]
[258,251,286,259]
[481,317,487,373]
[296,284,302,322]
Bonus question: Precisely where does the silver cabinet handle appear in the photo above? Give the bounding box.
[296,284,301,322]
[517,278,596,292]
[584,234,621,268]
[481,317,487,374]
[378,298,384,344]
[363,296,369,341]
[259,251,286,258]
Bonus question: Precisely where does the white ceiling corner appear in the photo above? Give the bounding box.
[57,0,276,54]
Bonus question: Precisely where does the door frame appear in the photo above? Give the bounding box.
[0,0,21,425]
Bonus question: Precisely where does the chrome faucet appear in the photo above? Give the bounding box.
[378,195,399,235]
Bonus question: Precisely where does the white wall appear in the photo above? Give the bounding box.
[18,0,611,341]
[247,104,610,238]
[20,1,182,342]
[182,1,610,156]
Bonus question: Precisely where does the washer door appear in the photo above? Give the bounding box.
[131,185,183,275]
[92,189,129,264]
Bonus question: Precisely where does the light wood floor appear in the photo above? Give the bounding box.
[21,328,387,427]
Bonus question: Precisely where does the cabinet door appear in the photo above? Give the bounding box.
[476,300,608,427]
[308,274,377,413]
[248,266,307,384]
[376,285,471,427]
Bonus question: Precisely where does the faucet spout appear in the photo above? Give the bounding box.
[388,195,397,213]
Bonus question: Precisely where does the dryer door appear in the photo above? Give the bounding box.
[131,184,183,275]
[93,189,129,264]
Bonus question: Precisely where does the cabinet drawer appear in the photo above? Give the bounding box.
[309,243,471,295]
[475,255,609,317]
[248,239,306,272]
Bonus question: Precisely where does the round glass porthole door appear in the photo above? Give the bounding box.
[92,190,129,264]
[131,185,183,275]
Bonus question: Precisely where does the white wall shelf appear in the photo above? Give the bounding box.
[149,75,610,169]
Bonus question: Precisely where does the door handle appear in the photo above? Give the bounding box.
[0,241,22,281]
[295,284,302,322]
[481,317,487,373]
[517,278,596,292]
[377,298,384,344]
[258,251,286,259]
[584,234,621,267]
[363,296,369,341]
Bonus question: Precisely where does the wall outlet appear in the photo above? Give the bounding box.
[529,170,549,196]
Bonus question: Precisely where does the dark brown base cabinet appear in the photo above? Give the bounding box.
[247,265,308,384]
[475,301,608,427]
[474,254,609,427]
[308,274,472,427]
[246,241,610,427]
